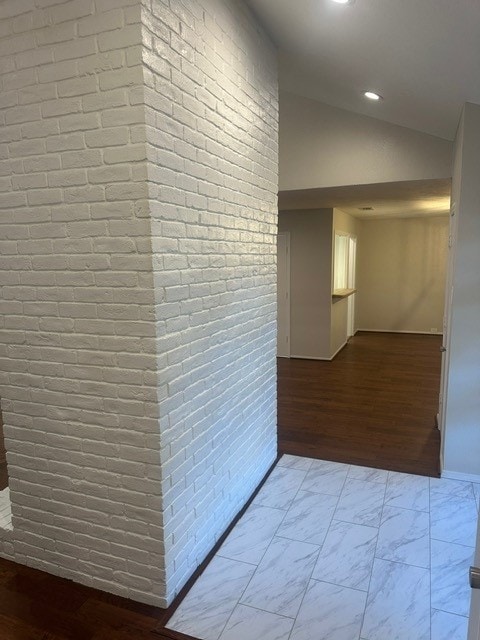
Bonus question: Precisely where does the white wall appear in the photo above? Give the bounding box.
[278,208,358,360]
[356,216,449,334]
[280,208,447,360]
[0,0,278,607]
[142,0,278,602]
[0,0,165,606]
[443,103,480,477]
[279,91,453,191]
[278,210,332,359]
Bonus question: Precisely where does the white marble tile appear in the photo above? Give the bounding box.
[300,465,348,497]
[385,471,429,512]
[219,604,294,640]
[0,505,10,519]
[430,492,477,547]
[290,579,367,640]
[253,466,307,511]
[473,483,480,511]
[309,459,350,472]
[361,558,430,640]
[430,477,474,500]
[277,454,314,472]
[431,610,468,640]
[166,458,479,640]
[0,488,12,530]
[240,536,319,618]
[376,505,430,568]
[334,478,385,527]
[166,556,256,640]
[276,490,337,546]
[348,465,389,484]
[218,503,286,565]
[312,519,377,590]
[431,539,473,617]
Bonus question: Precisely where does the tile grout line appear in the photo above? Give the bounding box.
[428,476,477,636]
[216,457,316,640]
[358,470,388,640]
[171,458,476,640]
[285,461,353,640]
[308,574,369,594]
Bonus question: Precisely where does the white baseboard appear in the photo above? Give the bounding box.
[291,340,348,362]
[290,354,331,361]
[356,328,443,336]
[441,469,480,484]
[330,340,348,360]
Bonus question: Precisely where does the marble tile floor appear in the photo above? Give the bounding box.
[166,455,479,640]
[0,488,12,530]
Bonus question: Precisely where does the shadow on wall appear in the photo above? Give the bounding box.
[393,219,447,331]
[357,216,449,333]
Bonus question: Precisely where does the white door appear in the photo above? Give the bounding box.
[438,202,457,463]
[468,518,480,640]
[277,232,290,358]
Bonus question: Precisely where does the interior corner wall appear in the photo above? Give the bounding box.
[443,102,480,477]
[279,91,453,191]
[141,0,279,602]
[356,216,448,334]
[278,210,333,359]
[0,0,167,607]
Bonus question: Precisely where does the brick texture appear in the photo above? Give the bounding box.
[142,0,278,602]
[0,0,278,607]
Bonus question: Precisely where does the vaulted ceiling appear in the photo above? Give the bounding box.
[246,0,480,140]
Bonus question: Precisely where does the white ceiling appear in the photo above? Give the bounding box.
[246,0,480,140]
[278,179,451,219]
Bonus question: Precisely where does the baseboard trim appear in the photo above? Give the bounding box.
[330,340,348,360]
[155,453,281,635]
[290,354,331,361]
[356,328,443,336]
[441,469,480,484]
[290,341,348,362]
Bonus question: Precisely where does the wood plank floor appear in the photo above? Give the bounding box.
[0,558,175,640]
[278,331,442,477]
[0,331,442,638]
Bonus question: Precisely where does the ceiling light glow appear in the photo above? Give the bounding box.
[332,0,353,4]
[364,91,382,101]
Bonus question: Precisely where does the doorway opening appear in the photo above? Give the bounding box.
[276,178,451,477]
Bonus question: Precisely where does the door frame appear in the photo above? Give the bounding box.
[438,201,458,470]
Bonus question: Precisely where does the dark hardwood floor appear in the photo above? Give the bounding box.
[278,331,442,477]
[0,331,442,638]
[0,557,175,640]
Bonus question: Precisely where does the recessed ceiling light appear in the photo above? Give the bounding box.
[364,91,382,101]
[332,0,354,4]
[359,207,374,211]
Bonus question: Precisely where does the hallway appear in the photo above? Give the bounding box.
[166,455,477,640]
[278,332,442,477]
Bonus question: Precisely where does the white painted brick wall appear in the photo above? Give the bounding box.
[0,0,166,606]
[142,0,278,602]
[0,0,278,607]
